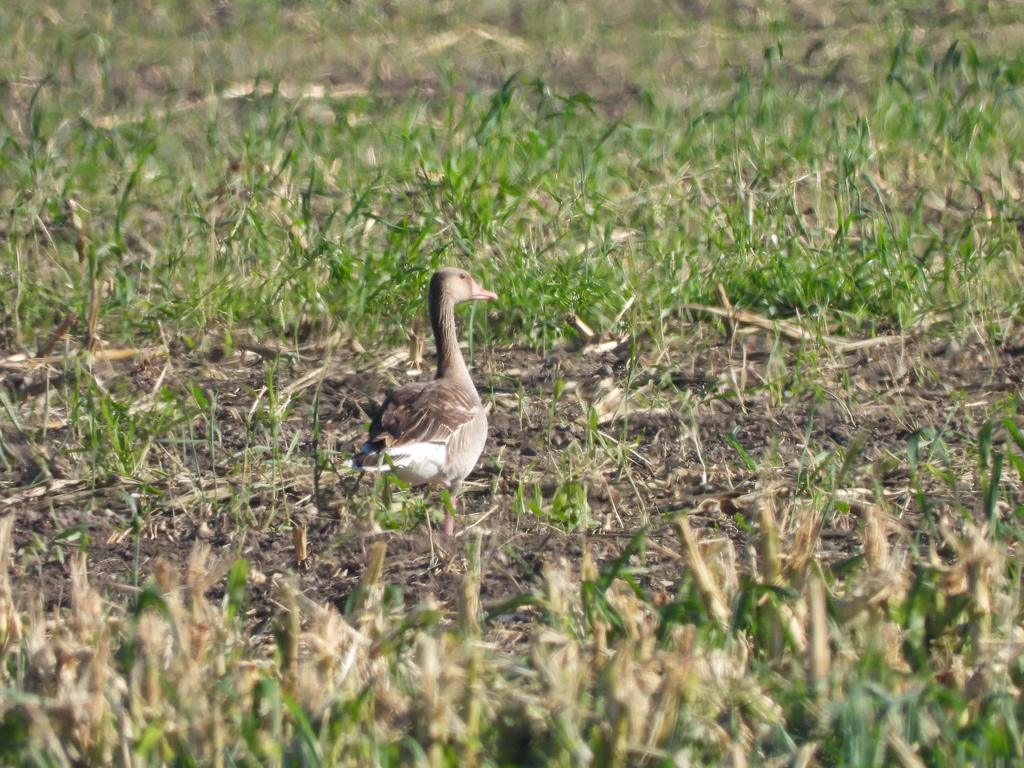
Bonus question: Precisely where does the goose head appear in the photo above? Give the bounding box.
[431,267,498,305]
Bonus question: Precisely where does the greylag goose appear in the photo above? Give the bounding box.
[350,267,497,535]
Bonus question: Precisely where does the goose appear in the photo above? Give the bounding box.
[350,267,497,535]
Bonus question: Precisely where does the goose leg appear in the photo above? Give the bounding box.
[441,485,458,537]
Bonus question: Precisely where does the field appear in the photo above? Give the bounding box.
[3,0,1024,765]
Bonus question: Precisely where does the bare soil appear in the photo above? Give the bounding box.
[3,322,1023,642]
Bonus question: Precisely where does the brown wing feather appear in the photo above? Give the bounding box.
[364,380,480,451]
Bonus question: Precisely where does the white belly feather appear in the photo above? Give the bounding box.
[352,440,448,486]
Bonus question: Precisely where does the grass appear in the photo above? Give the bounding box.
[4,4,1024,351]
[3,0,1024,765]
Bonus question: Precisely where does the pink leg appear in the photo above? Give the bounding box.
[441,491,458,536]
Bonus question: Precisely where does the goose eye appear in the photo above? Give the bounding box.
[460,274,468,279]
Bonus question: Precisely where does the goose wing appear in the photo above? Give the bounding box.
[352,380,480,473]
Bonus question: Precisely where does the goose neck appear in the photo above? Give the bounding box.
[430,292,468,382]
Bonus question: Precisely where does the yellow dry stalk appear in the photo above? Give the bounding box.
[606,583,657,655]
[756,498,782,586]
[805,574,832,698]
[833,503,896,612]
[146,551,241,758]
[458,569,483,757]
[645,652,690,750]
[784,502,823,591]
[671,516,730,630]
[532,627,584,708]
[606,637,660,753]
[752,499,807,661]
[948,523,1006,664]
[413,627,469,759]
[458,569,481,642]
[3,551,123,765]
[581,545,609,659]
[887,731,928,768]
[543,558,573,625]
[57,554,115,760]
[275,577,302,690]
[0,515,19,666]
[353,540,388,638]
[132,611,176,719]
[686,642,781,757]
[610,600,652,692]
[302,598,373,706]
[704,536,740,601]
[185,542,229,619]
[860,502,889,574]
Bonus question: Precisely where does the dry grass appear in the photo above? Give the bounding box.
[3,487,1023,765]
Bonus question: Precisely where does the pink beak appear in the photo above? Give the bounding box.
[469,279,498,302]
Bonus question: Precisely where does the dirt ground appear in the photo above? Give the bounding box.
[3,319,1023,642]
